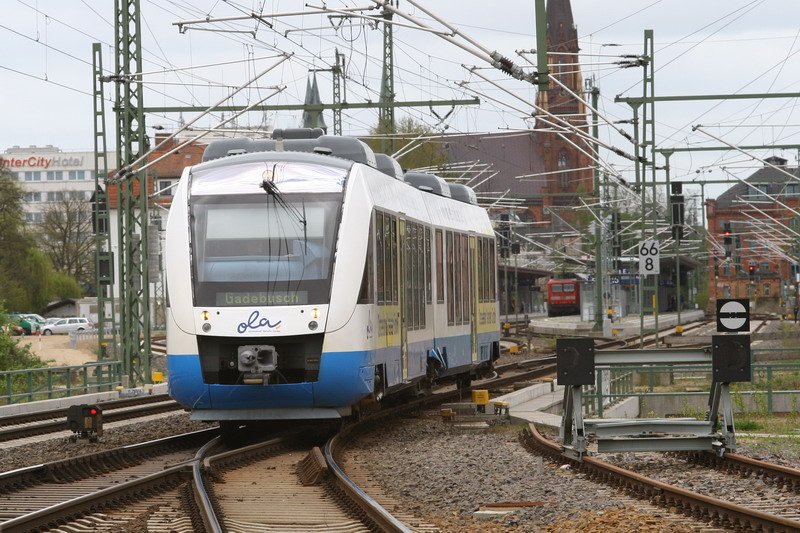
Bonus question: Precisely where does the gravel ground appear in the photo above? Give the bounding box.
[599,451,800,522]
[348,413,702,532]
[0,413,210,472]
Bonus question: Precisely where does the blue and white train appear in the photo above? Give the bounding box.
[165,129,500,425]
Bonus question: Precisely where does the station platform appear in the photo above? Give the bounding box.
[492,380,564,428]
[529,309,706,337]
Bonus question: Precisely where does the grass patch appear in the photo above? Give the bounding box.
[736,419,761,431]
[736,413,800,434]
[738,436,800,458]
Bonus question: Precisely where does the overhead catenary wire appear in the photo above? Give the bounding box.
[114,54,291,180]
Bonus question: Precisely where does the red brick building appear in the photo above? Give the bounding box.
[706,156,800,311]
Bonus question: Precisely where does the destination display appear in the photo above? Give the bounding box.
[216,291,308,306]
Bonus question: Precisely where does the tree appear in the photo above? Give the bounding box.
[40,193,95,291]
[0,307,46,371]
[364,116,448,172]
[0,171,82,312]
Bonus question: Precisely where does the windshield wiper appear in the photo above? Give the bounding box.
[260,175,308,252]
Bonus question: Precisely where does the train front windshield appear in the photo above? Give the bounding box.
[188,161,347,307]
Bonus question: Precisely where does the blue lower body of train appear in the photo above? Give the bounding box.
[168,331,499,421]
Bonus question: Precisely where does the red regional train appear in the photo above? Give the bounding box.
[546,278,581,317]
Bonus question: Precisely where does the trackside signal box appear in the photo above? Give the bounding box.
[67,404,103,442]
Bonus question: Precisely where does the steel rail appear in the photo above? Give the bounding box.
[0,398,182,442]
[523,423,800,532]
[0,463,192,533]
[0,393,172,428]
[324,432,413,533]
[0,428,217,494]
[692,450,800,491]
[192,436,224,533]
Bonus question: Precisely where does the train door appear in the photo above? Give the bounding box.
[398,217,409,380]
[469,235,478,363]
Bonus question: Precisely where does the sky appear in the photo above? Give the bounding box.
[3,0,800,200]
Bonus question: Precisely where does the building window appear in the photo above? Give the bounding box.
[158,180,174,197]
[557,151,568,169]
[24,171,41,181]
[46,171,64,181]
[68,170,85,180]
[764,284,771,297]
[23,192,42,202]
[557,151,569,189]
[46,191,64,202]
[749,183,770,201]
[25,212,43,223]
[784,183,800,196]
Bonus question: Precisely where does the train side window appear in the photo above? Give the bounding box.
[489,239,497,301]
[563,283,574,292]
[376,213,385,304]
[551,284,563,293]
[358,214,374,304]
[461,234,469,324]
[435,229,444,304]
[409,223,416,329]
[446,231,455,325]
[418,226,424,326]
[487,238,493,301]
[453,232,461,324]
[425,227,432,305]
[390,215,398,304]
[404,222,413,328]
[478,238,485,302]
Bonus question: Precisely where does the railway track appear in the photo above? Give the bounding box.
[0,428,216,532]
[0,354,562,533]
[0,394,182,443]
[523,423,800,532]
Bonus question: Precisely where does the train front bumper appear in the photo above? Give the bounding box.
[167,350,374,420]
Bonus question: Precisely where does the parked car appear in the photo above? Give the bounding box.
[2,323,24,336]
[43,317,61,326]
[8,313,43,335]
[41,317,94,335]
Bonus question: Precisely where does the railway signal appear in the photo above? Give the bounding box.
[66,404,103,443]
[723,222,732,257]
[716,298,750,333]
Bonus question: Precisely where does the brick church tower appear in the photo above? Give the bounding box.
[533,0,592,231]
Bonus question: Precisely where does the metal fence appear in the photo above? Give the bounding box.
[1,361,123,405]
[582,354,800,417]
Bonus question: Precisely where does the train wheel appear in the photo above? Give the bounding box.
[219,421,245,446]
[417,378,433,397]
[373,365,385,402]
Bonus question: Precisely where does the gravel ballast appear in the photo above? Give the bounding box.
[346,413,704,532]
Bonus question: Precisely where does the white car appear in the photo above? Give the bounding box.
[42,317,93,335]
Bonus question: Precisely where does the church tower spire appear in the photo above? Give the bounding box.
[533,0,592,233]
[536,0,585,119]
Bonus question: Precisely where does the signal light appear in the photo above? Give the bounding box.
[748,264,756,277]
[723,221,732,236]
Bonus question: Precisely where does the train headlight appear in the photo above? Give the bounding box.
[308,320,318,331]
[201,310,210,321]
[202,323,212,332]
[311,307,320,319]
